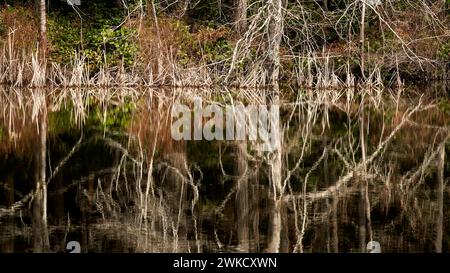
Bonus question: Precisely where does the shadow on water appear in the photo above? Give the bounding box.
[0,84,449,253]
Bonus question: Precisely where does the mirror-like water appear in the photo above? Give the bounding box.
[0,86,449,253]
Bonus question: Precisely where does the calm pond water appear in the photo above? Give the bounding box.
[0,85,449,253]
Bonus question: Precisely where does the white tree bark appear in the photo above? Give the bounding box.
[266,200,281,252]
[39,0,47,55]
[265,0,284,86]
[235,142,249,251]
[33,97,49,252]
[435,143,445,253]
[360,0,366,79]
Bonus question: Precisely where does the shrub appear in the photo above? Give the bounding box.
[0,7,38,53]
[48,14,137,70]
[438,42,450,60]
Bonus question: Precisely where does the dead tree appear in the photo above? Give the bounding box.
[235,0,248,37]
[265,0,284,87]
[38,0,47,56]
[360,0,366,79]
[435,143,445,253]
[32,93,50,252]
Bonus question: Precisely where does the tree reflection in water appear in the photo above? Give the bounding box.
[0,86,448,253]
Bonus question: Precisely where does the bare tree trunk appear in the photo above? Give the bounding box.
[279,205,289,252]
[164,143,188,252]
[266,200,282,252]
[325,140,339,253]
[331,196,339,253]
[235,142,250,252]
[359,105,368,252]
[365,181,372,240]
[267,96,282,253]
[265,11,283,247]
[323,138,331,252]
[358,182,366,252]
[235,0,248,37]
[33,101,49,252]
[265,0,284,86]
[435,143,445,253]
[39,0,47,56]
[360,0,366,79]
[251,165,260,252]
[360,109,373,242]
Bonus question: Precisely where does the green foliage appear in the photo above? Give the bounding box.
[86,99,135,132]
[438,98,450,116]
[49,106,76,135]
[204,37,232,61]
[438,42,450,59]
[168,19,198,65]
[48,16,82,63]
[162,19,232,66]
[48,11,137,70]
[188,0,225,24]
[87,26,137,67]
[3,0,447,82]
[102,101,135,129]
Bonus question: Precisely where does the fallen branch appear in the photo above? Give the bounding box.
[47,135,84,185]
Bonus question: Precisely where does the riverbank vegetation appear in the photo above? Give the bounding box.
[0,0,448,87]
[0,0,449,254]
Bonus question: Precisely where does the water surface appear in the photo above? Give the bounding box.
[0,85,449,253]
